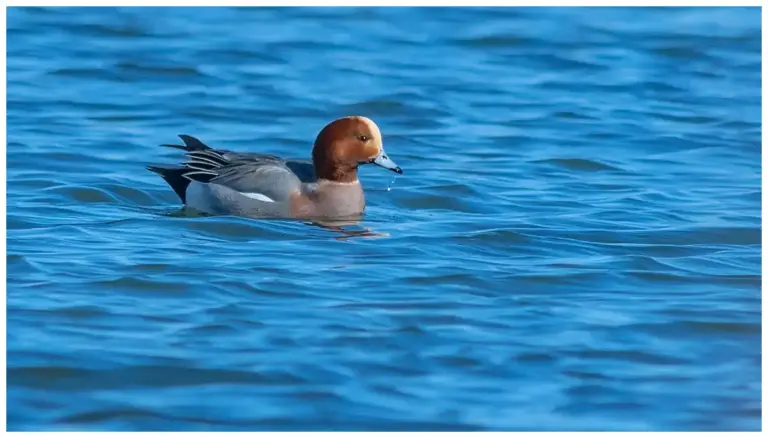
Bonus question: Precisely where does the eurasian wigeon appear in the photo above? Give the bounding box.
[147,116,403,219]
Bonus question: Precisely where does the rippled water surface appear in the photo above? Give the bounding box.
[6,6,761,431]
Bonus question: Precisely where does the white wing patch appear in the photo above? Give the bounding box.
[241,192,275,202]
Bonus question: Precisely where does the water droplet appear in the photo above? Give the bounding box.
[386,175,398,192]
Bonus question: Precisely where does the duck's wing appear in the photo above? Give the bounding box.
[160,134,303,202]
[205,161,302,202]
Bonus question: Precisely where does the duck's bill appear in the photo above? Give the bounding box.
[371,149,403,174]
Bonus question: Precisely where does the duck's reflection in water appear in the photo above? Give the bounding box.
[309,218,390,240]
[158,207,388,240]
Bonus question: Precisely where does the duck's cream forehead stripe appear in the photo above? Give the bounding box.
[359,116,381,140]
[347,116,383,157]
[347,116,382,141]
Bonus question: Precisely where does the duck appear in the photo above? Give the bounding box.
[147,116,403,219]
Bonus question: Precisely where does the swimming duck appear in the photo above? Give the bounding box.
[147,116,402,219]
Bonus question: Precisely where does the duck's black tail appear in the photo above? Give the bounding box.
[146,166,190,203]
[148,134,220,203]
[161,134,211,153]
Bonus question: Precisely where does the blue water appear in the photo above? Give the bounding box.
[6,6,761,431]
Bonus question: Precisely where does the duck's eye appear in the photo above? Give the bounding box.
[359,135,369,142]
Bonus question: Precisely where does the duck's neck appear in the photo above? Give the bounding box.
[316,178,360,187]
[315,163,359,184]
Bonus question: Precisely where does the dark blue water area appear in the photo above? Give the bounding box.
[6,6,761,431]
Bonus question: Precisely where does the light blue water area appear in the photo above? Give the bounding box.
[6,6,761,431]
